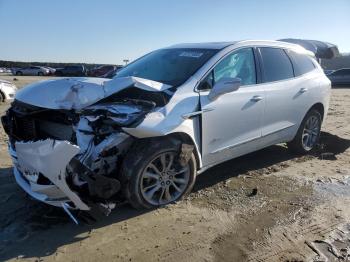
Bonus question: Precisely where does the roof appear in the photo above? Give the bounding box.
[166,41,238,50]
[165,40,327,57]
[166,40,308,50]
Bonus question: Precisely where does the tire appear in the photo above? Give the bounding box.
[38,72,43,76]
[16,71,23,76]
[121,138,197,210]
[0,91,5,103]
[287,109,322,154]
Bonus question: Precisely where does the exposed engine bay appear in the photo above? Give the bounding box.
[1,76,181,221]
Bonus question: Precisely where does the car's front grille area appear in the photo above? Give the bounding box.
[4,100,74,142]
[14,116,37,140]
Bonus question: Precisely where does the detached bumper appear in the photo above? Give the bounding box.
[9,139,90,210]
[13,167,69,207]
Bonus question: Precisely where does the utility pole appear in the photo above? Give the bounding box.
[123,59,129,65]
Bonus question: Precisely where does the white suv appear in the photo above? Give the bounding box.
[0,79,17,103]
[2,40,331,218]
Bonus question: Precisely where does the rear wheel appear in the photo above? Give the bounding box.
[287,109,322,154]
[121,139,196,209]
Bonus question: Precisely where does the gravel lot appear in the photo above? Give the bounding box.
[1,76,350,261]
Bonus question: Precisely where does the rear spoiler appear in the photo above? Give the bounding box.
[278,39,339,59]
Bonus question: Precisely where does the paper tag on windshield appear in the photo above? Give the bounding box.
[179,51,203,58]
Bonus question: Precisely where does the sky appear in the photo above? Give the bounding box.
[0,0,349,64]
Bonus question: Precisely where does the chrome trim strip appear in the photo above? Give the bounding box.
[210,124,295,155]
[182,108,214,119]
[210,136,261,155]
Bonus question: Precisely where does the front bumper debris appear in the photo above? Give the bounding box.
[10,139,90,210]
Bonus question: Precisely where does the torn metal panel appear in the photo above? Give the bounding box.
[82,100,156,127]
[15,139,90,210]
[75,116,131,175]
[104,76,172,93]
[15,76,172,110]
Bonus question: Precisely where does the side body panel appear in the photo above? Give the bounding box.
[199,86,264,166]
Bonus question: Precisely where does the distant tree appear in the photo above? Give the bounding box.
[0,60,123,70]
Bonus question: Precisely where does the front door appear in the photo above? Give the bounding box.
[199,48,265,167]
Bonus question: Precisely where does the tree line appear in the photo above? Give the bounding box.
[0,60,121,70]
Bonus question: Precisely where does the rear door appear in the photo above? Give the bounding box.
[257,47,315,145]
[199,47,265,166]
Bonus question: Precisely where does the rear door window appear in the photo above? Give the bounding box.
[259,47,294,82]
[287,50,315,76]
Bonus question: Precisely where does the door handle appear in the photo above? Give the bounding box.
[251,95,263,102]
[300,87,308,93]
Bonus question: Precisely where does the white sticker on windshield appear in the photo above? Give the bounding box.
[179,51,203,58]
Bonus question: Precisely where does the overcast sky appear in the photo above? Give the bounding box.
[0,0,349,64]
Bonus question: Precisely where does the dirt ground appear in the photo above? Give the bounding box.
[0,76,350,262]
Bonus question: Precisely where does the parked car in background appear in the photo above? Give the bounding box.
[12,66,50,76]
[323,69,334,75]
[101,65,123,78]
[43,66,56,75]
[88,65,116,77]
[0,79,17,103]
[55,65,87,76]
[1,40,331,221]
[0,68,10,73]
[326,68,350,86]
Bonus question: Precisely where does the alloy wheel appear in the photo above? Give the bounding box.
[140,152,190,206]
[302,115,320,151]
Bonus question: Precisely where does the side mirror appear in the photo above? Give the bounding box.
[208,77,241,101]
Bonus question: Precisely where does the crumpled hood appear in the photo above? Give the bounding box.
[15,76,172,110]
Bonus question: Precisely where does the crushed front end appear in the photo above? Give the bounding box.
[1,98,157,219]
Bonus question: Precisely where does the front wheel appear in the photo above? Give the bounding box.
[121,139,197,209]
[287,109,322,154]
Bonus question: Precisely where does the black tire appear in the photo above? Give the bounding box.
[16,71,23,76]
[121,138,197,210]
[0,91,5,103]
[287,109,322,154]
[38,72,43,76]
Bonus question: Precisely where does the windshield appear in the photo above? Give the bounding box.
[115,48,218,86]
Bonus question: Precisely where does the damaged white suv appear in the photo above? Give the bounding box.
[2,40,331,218]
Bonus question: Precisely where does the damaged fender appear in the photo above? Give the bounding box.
[122,79,203,168]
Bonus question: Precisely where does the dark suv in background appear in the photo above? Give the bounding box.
[88,65,116,77]
[327,68,350,86]
[55,65,87,76]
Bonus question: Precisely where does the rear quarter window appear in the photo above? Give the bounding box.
[259,47,294,82]
[287,50,315,76]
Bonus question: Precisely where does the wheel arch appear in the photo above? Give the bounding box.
[308,102,325,120]
[163,132,202,171]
